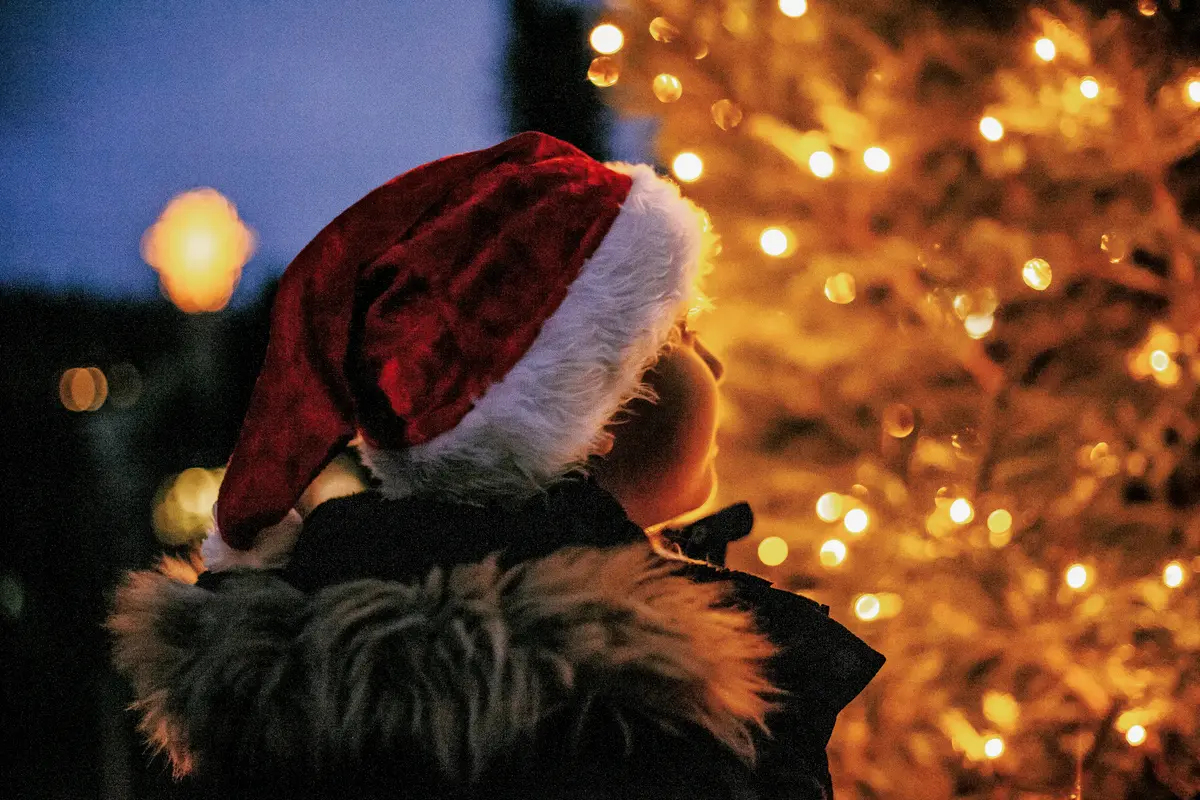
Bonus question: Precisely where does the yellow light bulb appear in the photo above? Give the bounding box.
[1034,38,1056,61]
[843,508,869,534]
[1126,725,1147,746]
[1065,563,1089,590]
[759,227,790,257]
[1188,80,1200,106]
[816,492,844,522]
[1022,258,1052,291]
[819,538,848,567]
[672,152,703,182]
[1164,560,1186,588]
[758,536,789,566]
[987,509,1012,533]
[778,0,808,17]
[984,737,1005,759]
[854,593,881,621]
[1080,77,1099,99]
[589,24,624,54]
[964,313,994,339]
[808,150,834,178]
[949,498,974,524]
[979,116,1004,142]
[863,147,890,173]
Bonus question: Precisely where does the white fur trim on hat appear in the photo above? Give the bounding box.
[359,163,716,502]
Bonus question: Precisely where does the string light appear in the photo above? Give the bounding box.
[1079,77,1099,98]
[808,150,835,178]
[1163,560,1186,588]
[758,536,789,566]
[844,508,869,534]
[589,24,624,54]
[652,73,683,103]
[987,509,1012,533]
[1188,79,1200,106]
[1034,38,1056,61]
[949,498,974,524]
[759,226,791,257]
[587,57,619,87]
[964,313,994,339]
[824,272,856,303]
[1065,563,1090,590]
[863,147,891,173]
[778,0,808,17]
[816,492,844,522]
[984,737,1005,759]
[979,116,1004,142]
[820,539,848,567]
[1126,725,1147,746]
[882,403,915,438]
[1022,258,1052,291]
[854,593,882,621]
[672,152,703,182]
[1149,349,1171,372]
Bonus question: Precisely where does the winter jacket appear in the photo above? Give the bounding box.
[110,475,883,800]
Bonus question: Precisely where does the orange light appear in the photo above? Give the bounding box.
[142,189,255,313]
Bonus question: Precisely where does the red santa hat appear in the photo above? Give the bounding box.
[213,131,715,554]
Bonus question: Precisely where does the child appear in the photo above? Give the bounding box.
[110,132,883,799]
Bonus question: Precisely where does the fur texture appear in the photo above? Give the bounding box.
[359,164,717,503]
[109,542,774,783]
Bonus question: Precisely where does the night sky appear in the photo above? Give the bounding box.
[0,0,505,301]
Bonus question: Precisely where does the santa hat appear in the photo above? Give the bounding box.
[214,131,715,553]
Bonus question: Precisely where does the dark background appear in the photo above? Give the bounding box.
[2,1,1197,798]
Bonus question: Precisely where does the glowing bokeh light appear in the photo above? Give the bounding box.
[854,593,881,621]
[882,403,915,438]
[1188,80,1200,105]
[816,492,844,522]
[1164,560,1186,588]
[778,0,808,17]
[153,467,226,545]
[1022,258,1052,291]
[587,57,620,87]
[652,73,683,103]
[843,508,869,534]
[949,498,974,524]
[672,152,703,182]
[1034,38,1056,61]
[1126,725,1147,746]
[1080,77,1099,98]
[589,24,624,54]
[759,227,791,257]
[820,538,848,567]
[987,509,1013,533]
[964,313,994,339]
[809,150,835,178]
[758,536,789,566]
[1149,349,1172,372]
[824,272,856,304]
[59,367,108,412]
[863,147,891,173]
[1065,563,1090,590]
[142,188,255,313]
[984,737,1005,759]
[979,116,1004,142]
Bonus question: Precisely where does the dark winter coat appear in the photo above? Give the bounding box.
[110,475,883,800]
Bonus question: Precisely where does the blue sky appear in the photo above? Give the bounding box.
[0,0,507,301]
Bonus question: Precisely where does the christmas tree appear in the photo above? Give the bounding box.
[587,1,1200,797]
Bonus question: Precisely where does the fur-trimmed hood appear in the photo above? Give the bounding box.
[110,478,883,799]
